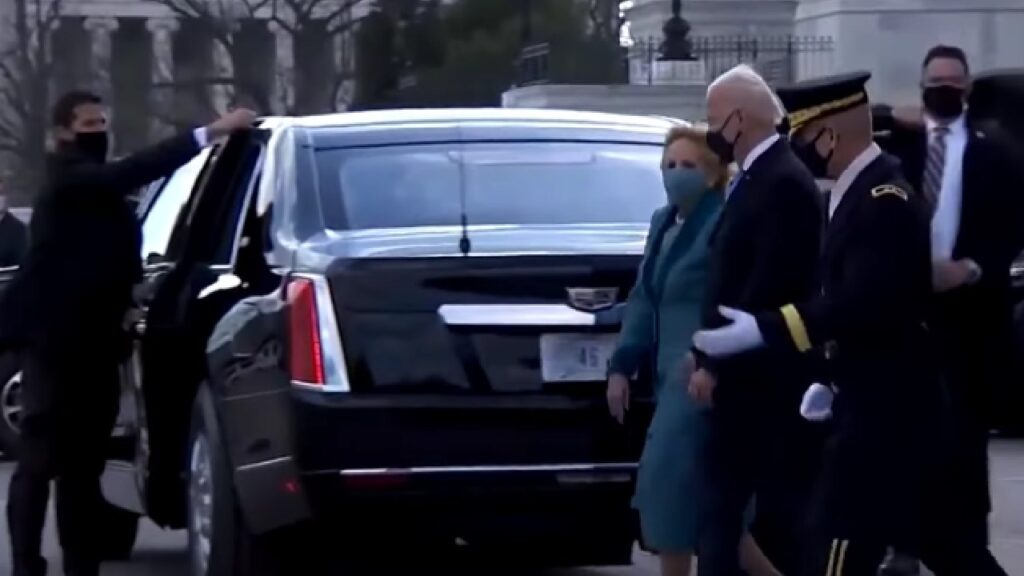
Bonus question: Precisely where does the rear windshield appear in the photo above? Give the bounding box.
[314,141,666,230]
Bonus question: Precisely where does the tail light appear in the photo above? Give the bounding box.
[285,274,351,392]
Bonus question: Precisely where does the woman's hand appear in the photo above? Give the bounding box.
[606,373,630,425]
[688,368,717,407]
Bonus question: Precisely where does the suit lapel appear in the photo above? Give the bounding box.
[654,193,721,293]
[953,130,983,258]
[823,156,886,258]
[708,139,784,244]
[641,208,673,300]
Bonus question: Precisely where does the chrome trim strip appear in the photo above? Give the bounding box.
[338,463,637,476]
[236,455,293,472]
[438,304,596,326]
[555,473,632,484]
[291,273,351,393]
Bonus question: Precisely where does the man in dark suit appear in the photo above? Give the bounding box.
[873,46,1023,576]
[687,64,823,576]
[0,183,28,268]
[2,89,255,576]
[694,71,944,576]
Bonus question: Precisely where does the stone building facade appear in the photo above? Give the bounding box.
[2,0,369,157]
[627,0,1024,105]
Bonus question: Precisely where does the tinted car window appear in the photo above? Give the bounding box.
[316,141,666,230]
[140,147,212,261]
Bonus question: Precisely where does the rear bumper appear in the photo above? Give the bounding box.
[300,466,639,565]
[290,389,653,472]
[231,388,649,561]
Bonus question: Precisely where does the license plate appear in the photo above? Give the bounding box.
[539,333,618,382]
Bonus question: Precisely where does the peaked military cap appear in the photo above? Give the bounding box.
[776,71,872,135]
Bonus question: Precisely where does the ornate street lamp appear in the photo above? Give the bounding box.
[659,0,695,61]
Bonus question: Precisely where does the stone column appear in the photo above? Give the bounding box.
[268,20,295,114]
[209,31,236,115]
[332,23,356,110]
[46,17,64,100]
[84,17,119,100]
[146,18,180,139]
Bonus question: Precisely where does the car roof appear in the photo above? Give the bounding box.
[258,108,685,132]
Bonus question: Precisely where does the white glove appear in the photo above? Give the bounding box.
[692,306,765,358]
[800,383,834,422]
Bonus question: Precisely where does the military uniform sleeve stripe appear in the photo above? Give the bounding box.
[824,539,851,576]
[780,304,812,352]
[836,540,850,576]
[824,539,838,576]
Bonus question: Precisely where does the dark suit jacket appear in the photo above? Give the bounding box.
[0,212,28,268]
[875,110,1024,421]
[0,132,202,351]
[696,138,823,416]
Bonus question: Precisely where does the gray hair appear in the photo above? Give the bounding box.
[708,64,787,124]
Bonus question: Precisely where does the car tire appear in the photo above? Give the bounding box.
[187,386,297,576]
[98,501,140,561]
[0,353,22,458]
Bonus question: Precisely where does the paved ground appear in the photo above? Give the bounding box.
[0,440,1021,575]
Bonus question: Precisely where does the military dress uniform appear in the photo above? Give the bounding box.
[754,73,948,575]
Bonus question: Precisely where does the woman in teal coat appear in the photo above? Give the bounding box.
[606,125,781,576]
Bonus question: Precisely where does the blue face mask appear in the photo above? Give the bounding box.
[662,167,708,215]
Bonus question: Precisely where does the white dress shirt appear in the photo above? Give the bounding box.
[926,114,967,260]
[727,133,780,201]
[828,143,882,219]
[193,127,210,148]
[742,133,780,172]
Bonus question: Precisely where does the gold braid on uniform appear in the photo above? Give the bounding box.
[780,304,812,353]
[788,92,867,134]
[870,184,908,201]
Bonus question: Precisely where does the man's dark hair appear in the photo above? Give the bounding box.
[51,90,102,128]
[922,45,970,76]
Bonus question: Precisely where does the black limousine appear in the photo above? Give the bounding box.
[89,109,677,574]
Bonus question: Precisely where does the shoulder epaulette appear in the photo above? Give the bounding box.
[870,184,908,201]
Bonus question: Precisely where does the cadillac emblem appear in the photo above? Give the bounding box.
[566,287,619,312]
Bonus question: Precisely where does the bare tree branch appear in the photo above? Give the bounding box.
[0,0,64,195]
[147,0,366,116]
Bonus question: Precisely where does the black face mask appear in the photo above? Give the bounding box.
[74,131,109,163]
[922,85,965,120]
[792,128,834,179]
[706,111,741,164]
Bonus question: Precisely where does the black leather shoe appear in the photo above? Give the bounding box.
[12,556,47,576]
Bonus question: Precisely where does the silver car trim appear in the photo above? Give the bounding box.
[236,456,293,472]
[437,304,596,326]
[338,463,637,476]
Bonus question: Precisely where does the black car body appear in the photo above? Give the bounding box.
[99,109,678,574]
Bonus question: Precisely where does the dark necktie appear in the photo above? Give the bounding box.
[725,170,745,199]
[922,126,949,213]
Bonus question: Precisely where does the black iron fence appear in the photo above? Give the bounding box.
[517,35,836,88]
